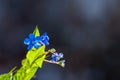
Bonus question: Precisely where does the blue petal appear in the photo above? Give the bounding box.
[51,58,58,62]
[50,60,56,62]
[58,53,63,58]
[56,57,60,61]
[43,32,49,40]
[46,36,49,41]
[52,53,58,58]
[43,40,49,46]
[29,33,35,40]
[35,36,42,42]
[40,35,45,41]
[24,38,30,45]
[27,44,33,50]
[34,43,41,49]
[43,32,47,36]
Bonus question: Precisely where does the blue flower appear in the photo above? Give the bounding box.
[36,32,49,46]
[51,53,63,62]
[24,33,42,50]
[40,32,49,46]
[24,32,50,50]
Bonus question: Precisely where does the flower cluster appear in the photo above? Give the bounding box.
[24,32,49,50]
[51,52,65,67]
[0,27,65,80]
[24,30,65,67]
[51,53,63,62]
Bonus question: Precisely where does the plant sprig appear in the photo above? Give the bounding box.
[0,26,65,80]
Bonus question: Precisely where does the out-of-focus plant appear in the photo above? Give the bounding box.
[0,26,65,80]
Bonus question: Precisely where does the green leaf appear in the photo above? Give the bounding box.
[34,45,46,68]
[26,45,46,66]
[26,50,37,65]
[13,65,38,80]
[13,60,30,80]
[2,26,49,80]
[33,25,40,36]
[33,54,46,68]
[0,73,11,80]
[14,45,46,80]
[0,67,16,80]
[23,67,38,80]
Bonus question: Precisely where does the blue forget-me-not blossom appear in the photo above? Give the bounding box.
[51,53,64,62]
[24,29,65,67]
[24,32,49,50]
[37,32,49,46]
[50,52,65,67]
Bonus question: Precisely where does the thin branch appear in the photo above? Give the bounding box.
[44,59,58,64]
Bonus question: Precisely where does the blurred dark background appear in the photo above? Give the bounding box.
[0,0,120,80]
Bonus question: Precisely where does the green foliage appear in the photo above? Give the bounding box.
[26,45,46,68]
[0,73,12,80]
[0,26,65,80]
[33,25,40,36]
[0,26,46,80]
[0,67,16,80]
